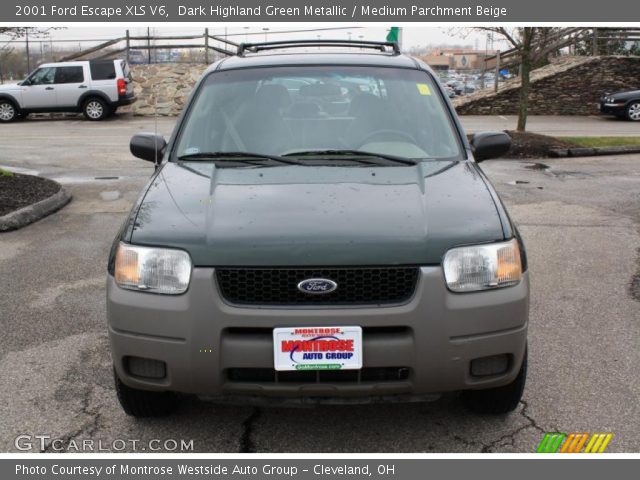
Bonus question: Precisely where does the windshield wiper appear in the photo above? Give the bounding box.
[177,151,304,165]
[283,149,417,166]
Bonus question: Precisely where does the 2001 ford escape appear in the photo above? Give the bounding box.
[107,40,529,417]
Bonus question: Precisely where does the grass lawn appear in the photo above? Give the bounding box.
[560,136,640,148]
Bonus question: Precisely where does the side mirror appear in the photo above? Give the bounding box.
[130,133,167,163]
[470,132,511,162]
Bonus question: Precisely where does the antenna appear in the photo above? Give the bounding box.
[154,81,158,168]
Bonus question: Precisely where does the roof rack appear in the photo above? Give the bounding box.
[237,39,401,57]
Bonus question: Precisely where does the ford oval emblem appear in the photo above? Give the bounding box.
[297,278,338,294]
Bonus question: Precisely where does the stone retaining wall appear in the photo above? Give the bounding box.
[123,64,208,116]
[454,56,640,116]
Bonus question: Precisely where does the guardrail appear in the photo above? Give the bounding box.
[58,29,236,63]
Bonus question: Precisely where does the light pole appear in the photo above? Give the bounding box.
[263,28,269,42]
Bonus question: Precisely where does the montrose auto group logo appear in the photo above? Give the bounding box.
[280,327,355,368]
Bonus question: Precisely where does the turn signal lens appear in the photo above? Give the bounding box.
[443,239,522,292]
[114,243,191,294]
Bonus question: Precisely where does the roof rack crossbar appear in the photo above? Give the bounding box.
[237,39,400,56]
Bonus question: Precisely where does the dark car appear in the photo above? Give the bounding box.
[107,40,528,418]
[599,89,640,121]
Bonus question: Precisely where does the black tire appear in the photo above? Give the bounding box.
[0,99,18,122]
[114,369,178,417]
[462,349,527,414]
[626,101,640,122]
[83,97,110,121]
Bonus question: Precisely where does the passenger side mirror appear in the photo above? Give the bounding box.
[470,132,511,162]
[130,133,167,163]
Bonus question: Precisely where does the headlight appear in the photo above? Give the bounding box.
[443,239,522,292]
[114,243,192,294]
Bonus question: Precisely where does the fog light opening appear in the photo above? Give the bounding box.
[125,356,167,380]
[470,354,511,377]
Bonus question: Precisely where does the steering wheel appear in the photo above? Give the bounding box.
[356,129,418,148]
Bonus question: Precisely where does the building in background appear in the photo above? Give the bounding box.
[418,48,499,72]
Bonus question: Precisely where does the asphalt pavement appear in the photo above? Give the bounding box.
[0,115,638,453]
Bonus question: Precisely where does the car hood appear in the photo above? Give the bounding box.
[608,89,640,99]
[127,160,505,266]
[0,83,22,92]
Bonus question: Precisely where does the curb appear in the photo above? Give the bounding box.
[549,146,640,158]
[0,187,72,232]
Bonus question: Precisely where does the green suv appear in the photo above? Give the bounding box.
[107,40,528,417]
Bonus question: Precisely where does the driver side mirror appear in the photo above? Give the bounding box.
[470,132,511,162]
[130,133,167,163]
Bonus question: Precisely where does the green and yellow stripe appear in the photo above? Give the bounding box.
[536,432,613,453]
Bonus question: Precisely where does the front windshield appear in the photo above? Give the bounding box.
[175,65,461,161]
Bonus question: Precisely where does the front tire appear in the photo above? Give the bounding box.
[462,349,527,414]
[626,101,640,121]
[114,369,179,417]
[0,100,17,122]
[83,97,110,121]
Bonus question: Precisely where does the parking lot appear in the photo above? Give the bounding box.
[0,115,638,452]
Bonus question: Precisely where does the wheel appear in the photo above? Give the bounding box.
[114,368,178,417]
[462,349,527,414]
[83,97,109,121]
[626,101,640,121]
[0,100,17,122]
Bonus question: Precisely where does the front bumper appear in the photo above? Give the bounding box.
[599,101,626,115]
[107,267,529,401]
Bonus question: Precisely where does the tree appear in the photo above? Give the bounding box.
[476,28,561,131]
[0,27,56,39]
[0,28,64,80]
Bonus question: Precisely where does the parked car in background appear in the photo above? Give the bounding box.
[446,80,464,96]
[107,40,528,418]
[439,80,456,98]
[444,85,456,98]
[0,59,136,122]
[599,89,640,121]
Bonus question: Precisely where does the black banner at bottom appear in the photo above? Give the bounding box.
[2,459,638,480]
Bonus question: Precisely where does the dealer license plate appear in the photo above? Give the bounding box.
[273,326,363,371]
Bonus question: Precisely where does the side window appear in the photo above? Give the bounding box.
[28,67,56,85]
[54,66,84,84]
[90,62,116,81]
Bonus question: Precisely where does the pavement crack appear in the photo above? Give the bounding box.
[629,247,640,302]
[40,384,104,453]
[481,400,546,453]
[239,408,261,453]
[452,434,489,451]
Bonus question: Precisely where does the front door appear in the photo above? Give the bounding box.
[21,67,57,109]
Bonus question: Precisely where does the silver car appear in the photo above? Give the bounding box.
[0,59,136,122]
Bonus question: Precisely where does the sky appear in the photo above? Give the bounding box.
[11,26,510,51]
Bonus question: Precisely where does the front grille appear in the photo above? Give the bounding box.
[216,267,419,306]
[226,367,410,384]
